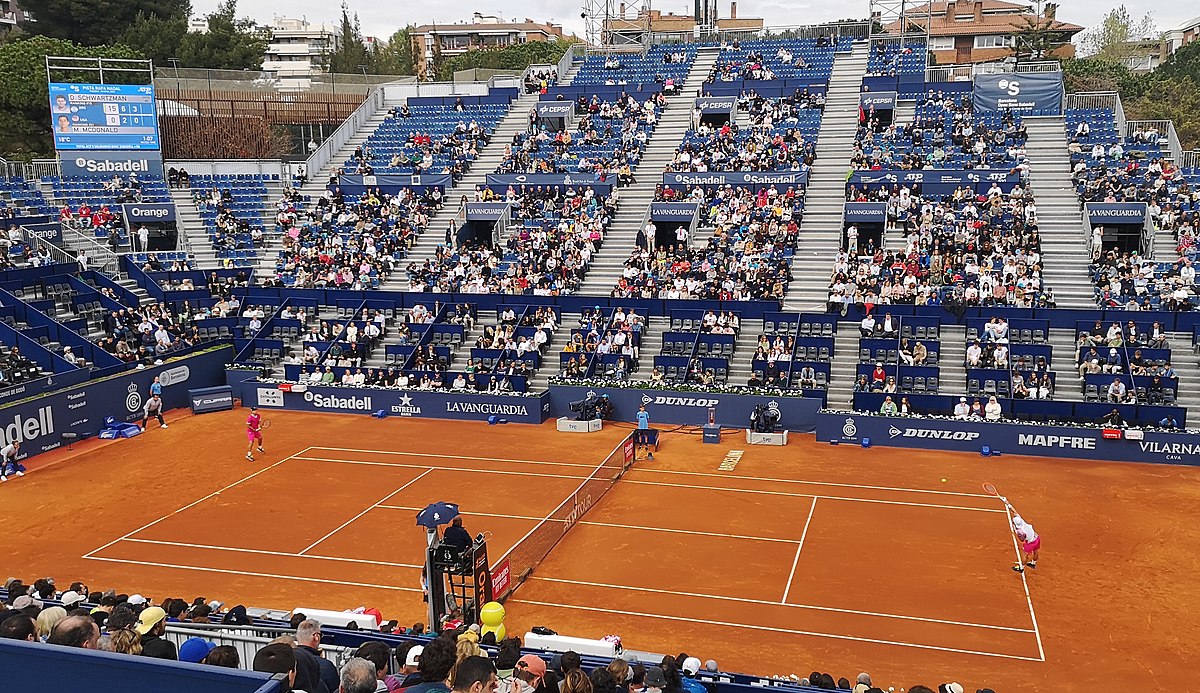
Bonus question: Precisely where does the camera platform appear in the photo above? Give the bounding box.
[557,417,603,433]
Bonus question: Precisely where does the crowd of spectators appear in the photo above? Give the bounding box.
[853,93,1029,172]
[523,68,558,94]
[498,93,662,183]
[669,93,820,173]
[611,185,798,301]
[0,577,994,692]
[263,186,439,289]
[192,185,263,255]
[1067,110,1200,310]
[832,181,1052,309]
[406,187,611,295]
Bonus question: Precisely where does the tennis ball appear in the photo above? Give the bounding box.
[941,478,947,482]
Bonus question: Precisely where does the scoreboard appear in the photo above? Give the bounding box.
[49,83,160,151]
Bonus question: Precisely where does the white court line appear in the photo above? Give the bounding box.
[528,575,1034,634]
[781,498,817,603]
[82,446,316,560]
[299,468,434,554]
[623,479,1004,513]
[118,538,423,569]
[1003,503,1047,661]
[377,505,800,544]
[84,556,423,593]
[512,598,1044,662]
[295,457,589,481]
[631,468,995,499]
[306,446,600,469]
[308,445,990,499]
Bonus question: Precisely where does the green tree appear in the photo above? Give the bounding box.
[177,0,267,70]
[437,39,574,81]
[29,0,190,46]
[1012,11,1070,62]
[324,3,371,74]
[1127,78,1200,150]
[1077,5,1158,63]
[369,26,418,75]
[0,36,142,156]
[121,12,189,67]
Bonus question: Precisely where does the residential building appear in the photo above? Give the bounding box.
[604,2,763,44]
[262,17,339,80]
[1164,15,1200,55]
[885,0,1082,66]
[0,0,29,34]
[410,13,566,80]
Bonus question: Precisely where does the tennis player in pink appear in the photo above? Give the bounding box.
[245,406,265,461]
[1010,513,1041,573]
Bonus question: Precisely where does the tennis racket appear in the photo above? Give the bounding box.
[982,482,1017,515]
[260,419,272,430]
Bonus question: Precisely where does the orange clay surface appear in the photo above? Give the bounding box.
[3,408,1199,692]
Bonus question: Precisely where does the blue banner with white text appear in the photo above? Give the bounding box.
[650,202,701,222]
[549,385,821,433]
[240,382,549,424]
[972,73,1063,115]
[1085,202,1148,225]
[843,202,887,223]
[817,412,1200,465]
[662,171,808,191]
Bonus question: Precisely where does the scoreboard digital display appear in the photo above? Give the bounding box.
[49,83,160,151]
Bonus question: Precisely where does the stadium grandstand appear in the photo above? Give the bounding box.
[2,7,1199,693]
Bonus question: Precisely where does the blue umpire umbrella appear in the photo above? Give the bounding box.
[416,501,460,528]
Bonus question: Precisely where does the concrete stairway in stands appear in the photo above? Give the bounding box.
[726,318,763,385]
[827,322,862,406]
[1024,117,1096,308]
[575,46,721,295]
[628,315,669,383]
[168,188,219,266]
[783,42,869,311]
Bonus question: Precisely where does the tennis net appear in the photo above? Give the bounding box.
[491,432,636,599]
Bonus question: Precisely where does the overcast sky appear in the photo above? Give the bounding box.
[197,0,1197,44]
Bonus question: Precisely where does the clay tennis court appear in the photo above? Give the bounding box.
[4,408,1200,692]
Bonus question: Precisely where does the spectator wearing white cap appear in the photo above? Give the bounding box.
[60,590,87,610]
[679,658,705,693]
[953,397,970,419]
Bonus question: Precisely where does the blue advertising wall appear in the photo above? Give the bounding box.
[233,380,550,424]
[817,412,1200,465]
[972,73,1063,116]
[848,169,1021,196]
[122,202,177,223]
[650,202,700,222]
[859,92,898,109]
[0,638,280,693]
[549,385,821,433]
[58,150,164,177]
[663,171,808,190]
[465,202,512,220]
[536,102,575,117]
[334,174,452,197]
[844,202,887,223]
[695,96,737,114]
[484,173,614,195]
[0,347,233,463]
[1085,202,1148,224]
